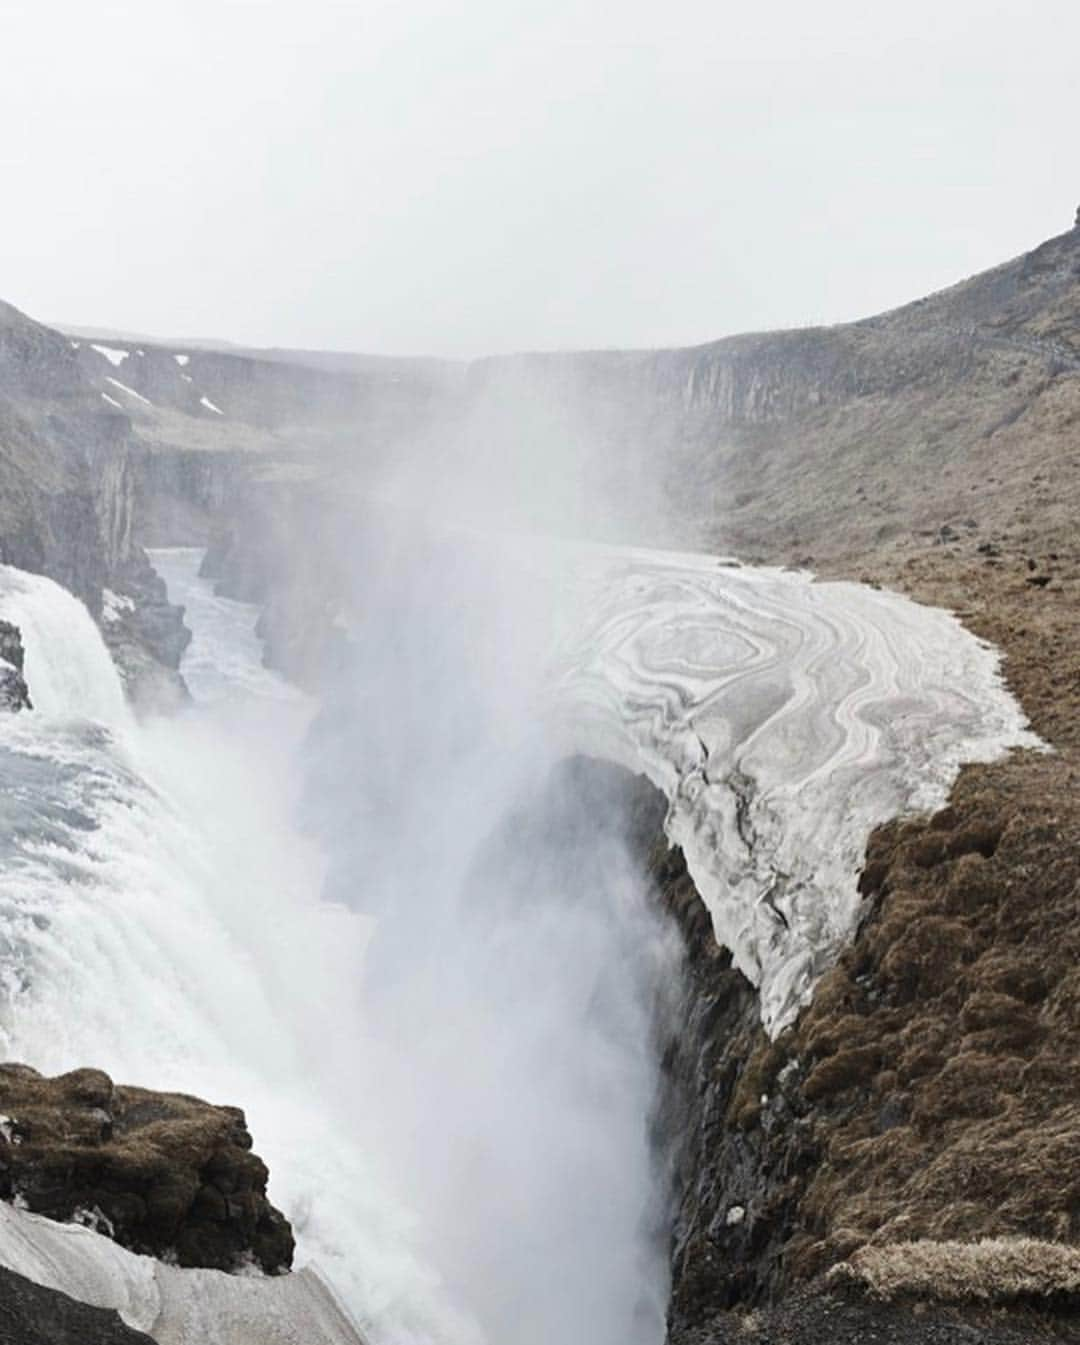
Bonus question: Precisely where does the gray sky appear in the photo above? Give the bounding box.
[1,0,1076,357]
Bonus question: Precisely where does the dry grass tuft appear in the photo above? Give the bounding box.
[828,1237,1080,1304]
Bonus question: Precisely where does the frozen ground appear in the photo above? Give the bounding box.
[551,545,1040,1032]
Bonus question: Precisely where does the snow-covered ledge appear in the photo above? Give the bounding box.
[551,548,1041,1035]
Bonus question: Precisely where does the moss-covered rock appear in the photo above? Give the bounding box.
[0,1064,293,1274]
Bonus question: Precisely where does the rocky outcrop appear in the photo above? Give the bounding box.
[521,757,1079,1343]
[0,1064,293,1274]
[0,622,31,712]
[98,553,191,711]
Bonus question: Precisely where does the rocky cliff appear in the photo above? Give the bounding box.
[20,213,1080,591]
[0,1064,293,1274]
[170,216,1080,646]
[0,302,191,706]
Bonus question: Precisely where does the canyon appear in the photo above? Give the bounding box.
[0,213,1077,1342]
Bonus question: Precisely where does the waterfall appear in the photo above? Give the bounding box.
[0,553,488,1344]
[0,565,129,727]
[0,546,677,1345]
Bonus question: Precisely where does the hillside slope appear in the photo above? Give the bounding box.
[452,215,1080,567]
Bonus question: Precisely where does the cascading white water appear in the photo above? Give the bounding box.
[0,556,489,1344]
[0,565,129,726]
[293,526,679,1345]
[0,547,678,1345]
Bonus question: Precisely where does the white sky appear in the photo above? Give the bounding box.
[0,0,1076,356]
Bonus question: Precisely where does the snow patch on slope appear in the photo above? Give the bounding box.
[91,344,129,367]
[552,546,1040,1034]
[105,377,152,407]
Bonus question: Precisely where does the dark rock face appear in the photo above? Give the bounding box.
[132,447,247,546]
[645,750,1080,1343]
[0,623,31,712]
[511,760,1079,1344]
[98,552,191,710]
[0,1264,156,1345]
[0,301,127,612]
[0,1064,293,1274]
[649,837,809,1335]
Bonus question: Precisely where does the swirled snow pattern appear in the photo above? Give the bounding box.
[551,546,1040,1034]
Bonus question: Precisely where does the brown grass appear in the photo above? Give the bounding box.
[828,1237,1080,1305]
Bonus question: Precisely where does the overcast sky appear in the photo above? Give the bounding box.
[0,0,1075,357]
